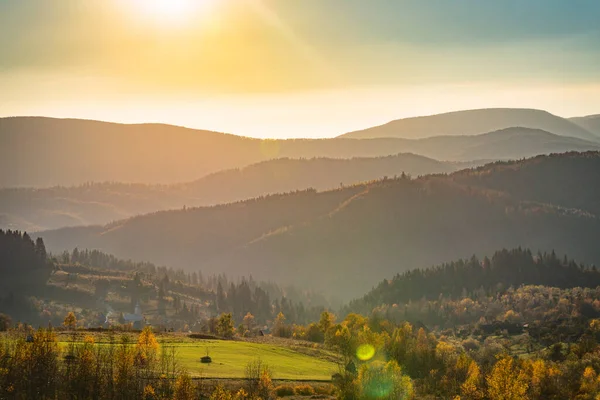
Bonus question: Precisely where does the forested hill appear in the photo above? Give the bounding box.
[39,152,600,301]
[450,151,600,215]
[348,247,600,314]
[0,153,466,231]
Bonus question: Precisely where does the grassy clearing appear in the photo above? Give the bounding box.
[54,332,338,381]
[172,340,337,380]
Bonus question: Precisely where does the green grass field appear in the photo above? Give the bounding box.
[54,333,338,381]
[171,340,337,380]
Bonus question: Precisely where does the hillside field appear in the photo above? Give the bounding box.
[51,332,339,381]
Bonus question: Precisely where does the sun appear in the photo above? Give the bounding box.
[150,0,192,18]
[132,0,217,23]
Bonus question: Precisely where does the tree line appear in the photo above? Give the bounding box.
[349,247,600,315]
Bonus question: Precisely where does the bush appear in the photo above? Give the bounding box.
[305,323,324,343]
[274,384,295,397]
[245,359,273,399]
[314,384,335,396]
[462,337,480,352]
[188,333,218,340]
[294,384,315,396]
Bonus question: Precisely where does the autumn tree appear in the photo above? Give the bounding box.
[245,358,273,398]
[357,360,413,400]
[68,335,97,399]
[174,372,196,400]
[114,335,137,399]
[137,326,159,369]
[579,366,600,398]
[273,312,291,338]
[461,360,483,400]
[217,313,235,339]
[486,355,529,400]
[319,311,335,334]
[243,312,255,331]
[64,312,77,330]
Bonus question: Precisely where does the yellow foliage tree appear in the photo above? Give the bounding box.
[143,384,157,400]
[526,359,549,398]
[63,312,77,330]
[461,360,483,400]
[210,385,233,400]
[174,372,196,400]
[580,366,600,397]
[258,367,274,399]
[115,335,136,397]
[137,326,159,367]
[486,355,529,400]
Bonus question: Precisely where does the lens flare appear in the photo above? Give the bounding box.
[356,344,376,361]
[260,140,280,159]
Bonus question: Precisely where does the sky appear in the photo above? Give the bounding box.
[1,0,600,138]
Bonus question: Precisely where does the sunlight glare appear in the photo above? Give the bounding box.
[132,0,217,23]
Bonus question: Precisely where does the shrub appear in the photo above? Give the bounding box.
[314,384,335,396]
[274,384,295,397]
[245,359,273,399]
[294,384,315,396]
[462,337,480,352]
[305,323,324,343]
[188,333,218,340]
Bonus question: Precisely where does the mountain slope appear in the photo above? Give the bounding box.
[207,177,600,298]
[38,152,600,301]
[340,108,600,141]
[570,114,600,136]
[3,117,598,188]
[450,152,600,216]
[0,153,464,231]
[398,127,600,161]
[0,117,261,187]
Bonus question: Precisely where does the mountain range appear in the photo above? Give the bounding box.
[341,108,600,141]
[2,110,599,187]
[570,114,600,137]
[38,152,600,301]
[0,153,474,231]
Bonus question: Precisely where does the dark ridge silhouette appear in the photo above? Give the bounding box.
[37,152,600,301]
[339,108,600,141]
[2,116,598,187]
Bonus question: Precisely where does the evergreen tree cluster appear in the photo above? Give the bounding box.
[350,248,600,314]
[0,229,49,274]
[215,278,324,326]
[57,248,158,274]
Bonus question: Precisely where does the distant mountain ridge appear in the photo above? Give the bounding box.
[2,116,598,187]
[570,114,600,136]
[393,127,600,161]
[0,153,469,231]
[38,152,600,301]
[340,108,600,141]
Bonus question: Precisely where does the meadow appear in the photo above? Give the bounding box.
[54,332,339,381]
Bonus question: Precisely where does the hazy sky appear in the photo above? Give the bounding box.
[1,0,600,138]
